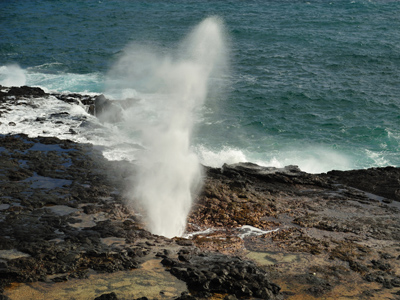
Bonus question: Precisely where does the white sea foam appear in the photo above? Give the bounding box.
[195,145,284,170]
[0,96,89,138]
[365,149,390,167]
[0,93,354,175]
[194,144,353,174]
[196,145,248,168]
[255,147,352,174]
[0,95,137,162]
[286,147,352,174]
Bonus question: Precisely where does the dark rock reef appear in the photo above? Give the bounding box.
[0,85,399,299]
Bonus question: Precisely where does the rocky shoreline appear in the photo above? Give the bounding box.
[1,86,400,299]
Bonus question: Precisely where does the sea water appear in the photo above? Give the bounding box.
[1,0,399,174]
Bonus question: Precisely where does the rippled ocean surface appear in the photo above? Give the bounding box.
[1,0,399,173]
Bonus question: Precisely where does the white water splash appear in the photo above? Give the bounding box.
[0,64,26,87]
[109,17,228,238]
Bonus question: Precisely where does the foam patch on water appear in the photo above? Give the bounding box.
[286,149,352,174]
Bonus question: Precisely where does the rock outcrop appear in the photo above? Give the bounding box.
[0,85,137,123]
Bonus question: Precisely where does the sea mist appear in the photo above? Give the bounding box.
[107,17,228,238]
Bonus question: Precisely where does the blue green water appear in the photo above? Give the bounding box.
[1,0,399,172]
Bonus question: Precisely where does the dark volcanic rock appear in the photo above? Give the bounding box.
[162,253,281,299]
[94,292,119,300]
[6,86,46,98]
[0,134,145,294]
[7,167,33,181]
[94,94,122,123]
[303,274,332,297]
[327,167,400,201]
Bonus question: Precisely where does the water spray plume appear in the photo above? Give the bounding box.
[108,17,228,238]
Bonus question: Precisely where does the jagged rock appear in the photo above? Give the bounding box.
[6,86,46,98]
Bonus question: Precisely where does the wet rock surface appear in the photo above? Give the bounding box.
[0,134,145,289]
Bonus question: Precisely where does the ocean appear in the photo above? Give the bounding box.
[1,0,399,174]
